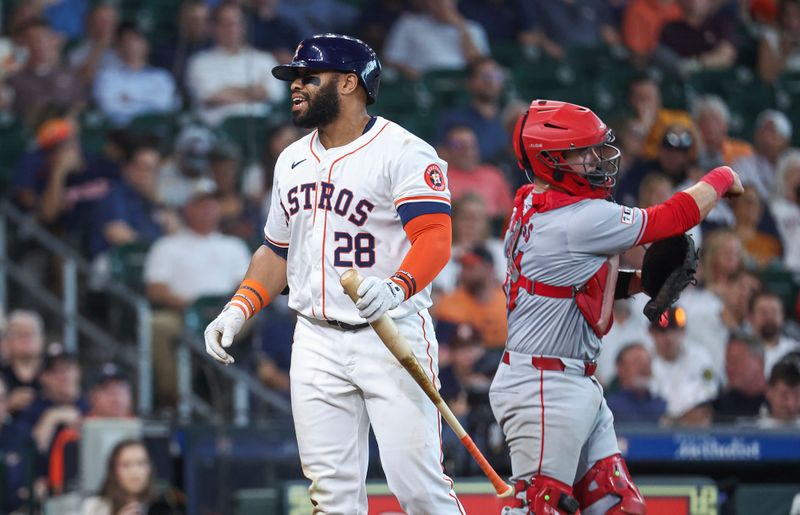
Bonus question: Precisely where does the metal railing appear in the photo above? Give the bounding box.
[0,200,290,422]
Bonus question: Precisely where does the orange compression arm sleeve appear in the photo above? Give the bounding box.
[390,213,452,299]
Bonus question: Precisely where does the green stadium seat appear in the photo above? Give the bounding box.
[420,69,470,109]
[128,112,179,152]
[184,295,229,334]
[216,115,271,163]
[0,114,30,188]
[109,241,152,293]
[79,110,111,156]
[758,265,800,320]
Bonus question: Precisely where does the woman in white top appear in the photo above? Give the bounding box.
[758,0,800,83]
[81,440,156,515]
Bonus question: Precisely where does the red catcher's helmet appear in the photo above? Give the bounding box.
[513,99,620,199]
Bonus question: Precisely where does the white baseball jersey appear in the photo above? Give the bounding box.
[263,117,450,324]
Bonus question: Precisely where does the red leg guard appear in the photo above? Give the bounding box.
[525,475,581,515]
[573,454,646,514]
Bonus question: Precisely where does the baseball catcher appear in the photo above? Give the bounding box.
[490,99,742,515]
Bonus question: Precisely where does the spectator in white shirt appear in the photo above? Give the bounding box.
[93,23,178,126]
[383,0,490,80]
[649,307,719,426]
[186,2,285,127]
[748,291,800,376]
[769,149,800,272]
[144,178,252,406]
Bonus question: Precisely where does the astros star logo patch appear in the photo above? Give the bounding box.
[424,164,445,191]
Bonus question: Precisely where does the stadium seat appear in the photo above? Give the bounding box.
[184,295,229,334]
[79,110,111,157]
[420,69,470,109]
[758,265,800,320]
[217,115,271,163]
[128,112,179,151]
[0,114,30,189]
[109,241,152,293]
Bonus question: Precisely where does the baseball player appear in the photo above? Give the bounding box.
[490,100,743,515]
[203,34,464,514]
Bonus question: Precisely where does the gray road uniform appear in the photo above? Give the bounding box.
[490,186,649,511]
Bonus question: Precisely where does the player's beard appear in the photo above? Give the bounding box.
[292,78,341,129]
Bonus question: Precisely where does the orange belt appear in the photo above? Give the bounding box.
[502,351,597,377]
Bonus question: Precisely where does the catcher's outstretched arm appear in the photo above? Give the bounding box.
[636,166,743,245]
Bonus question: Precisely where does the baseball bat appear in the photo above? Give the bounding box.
[340,269,514,498]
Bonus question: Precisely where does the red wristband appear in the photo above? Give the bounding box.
[699,166,734,199]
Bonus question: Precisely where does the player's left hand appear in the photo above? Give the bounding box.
[355,277,405,322]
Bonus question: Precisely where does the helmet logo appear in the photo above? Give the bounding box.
[424,164,446,191]
[293,43,304,60]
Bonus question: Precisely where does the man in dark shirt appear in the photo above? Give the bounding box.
[246,0,302,64]
[151,0,213,95]
[436,57,509,163]
[606,343,667,424]
[713,334,767,423]
[7,19,88,127]
[657,0,737,72]
[0,310,45,418]
[0,376,37,513]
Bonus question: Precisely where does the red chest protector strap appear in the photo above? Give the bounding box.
[506,187,618,337]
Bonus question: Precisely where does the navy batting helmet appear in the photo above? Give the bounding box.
[272,33,381,105]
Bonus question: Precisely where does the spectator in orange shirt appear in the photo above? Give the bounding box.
[628,74,695,159]
[623,0,683,61]
[432,245,507,348]
[731,184,783,268]
[692,95,753,170]
[438,124,513,226]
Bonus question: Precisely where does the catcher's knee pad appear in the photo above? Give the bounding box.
[505,475,581,514]
[573,454,646,514]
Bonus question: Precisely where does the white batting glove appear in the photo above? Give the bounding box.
[204,305,246,365]
[355,277,405,322]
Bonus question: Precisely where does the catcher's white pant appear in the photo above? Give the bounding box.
[290,311,464,515]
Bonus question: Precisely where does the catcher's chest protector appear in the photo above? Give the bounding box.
[505,188,618,337]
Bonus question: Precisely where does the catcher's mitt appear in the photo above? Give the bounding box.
[641,233,699,322]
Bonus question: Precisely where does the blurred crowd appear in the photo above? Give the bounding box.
[1,0,800,510]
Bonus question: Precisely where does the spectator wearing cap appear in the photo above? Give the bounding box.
[0,310,45,417]
[435,57,509,164]
[432,245,508,348]
[383,0,489,80]
[615,123,698,207]
[692,95,754,171]
[757,358,800,427]
[437,125,513,225]
[605,342,667,424]
[713,334,767,423]
[186,2,285,126]
[152,0,213,94]
[0,375,37,514]
[626,75,695,160]
[157,126,217,209]
[87,363,134,419]
[434,193,506,294]
[770,150,800,272]
[17,344,87,455]
[730,184,783,267]
[144,179,251,405]
[88,140,179,259]
[649,307,719,426]
[732,110,793,202]
[210,141,261,244]
[93,22,178,126]
[749,291,800,376]
[7,19,88,127]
